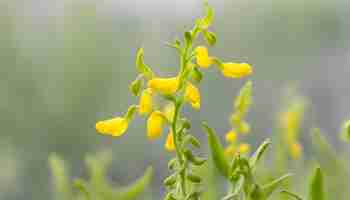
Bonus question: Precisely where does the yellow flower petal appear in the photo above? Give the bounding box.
[95,117,128,137]
[221,63,253,78]
[184,83,201,110]
[165,131,175,152]
[225,130,238,143]
[238,143,250,154]
[139,88,153,115]
[195,46,213,68]
[289,142,302,160]
[148,77,179,95]
[147,111,165,140]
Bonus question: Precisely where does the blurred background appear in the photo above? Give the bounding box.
[1,0,350,199]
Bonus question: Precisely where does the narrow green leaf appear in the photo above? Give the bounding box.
[281,190,303,200]
[135,48,154,79]
[262,173,293,198]
[308,167,324,200]
[249,139,271,170]
[117,166,153,200]
[48,153,72,200]
[129,75,143,96]
[202,122,230,178]
[124,104,138,121]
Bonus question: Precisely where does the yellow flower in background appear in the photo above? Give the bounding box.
[238,121,251,135]
[221,63,253,78]
[147,111,165,140]
[139,88,153,115]
[225,145,236,156]
[148,77,179,95]
[225,130,237,143]
[165,131,175,152]
[195,46,213,68]
[95,117,128,137]
[237,143,250,154]
[289,142,302,160]
[184,83,201,110]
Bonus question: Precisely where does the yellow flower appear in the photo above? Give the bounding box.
[238,121,250,135]
[289,142,302,160]
[147,111,165,140]
[139,88,153,115]
[237,143,250,154]
[221,63,253,78]
[195,46,213,68]
[148,77,179,95]
[225,145,236,156]
[184,83,201,110]
[225,130,237,143]
[95,117,128,137]
[165,130,175,152]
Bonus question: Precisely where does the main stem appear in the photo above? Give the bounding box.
[172,100,187,197]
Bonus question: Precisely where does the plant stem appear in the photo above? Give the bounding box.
[172,100,187,197]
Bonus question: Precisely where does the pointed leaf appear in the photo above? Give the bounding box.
[202,122,230,178]
[308,167,324,200]
[249,139,271,170]
[262,173,293,198]
[48,153,72,200]
[135,48,154,79]
[117,166,153,200]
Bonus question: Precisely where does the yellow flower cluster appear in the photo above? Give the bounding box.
[279,96,306,160]
[224,81,253,157]
[95,4,253,153]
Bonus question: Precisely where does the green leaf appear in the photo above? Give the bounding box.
[308,167,324,200]
[281,190,303,200]
[192,67,203,83]
[202,1,214,28]
[129,75,143,96]
[249,139,271,170]
[340,120,350,142]
[262,173,293,199]
[135,48,154,79]
[73,179,91,200]
[124,104,138,121]
[117,166,153,200]
[202,122,230,178]
[48,153,72,200]
[203,30,217,46]
[184,31,192,47]
[234,81,253,116]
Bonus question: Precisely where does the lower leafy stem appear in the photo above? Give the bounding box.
[172,100,187,197]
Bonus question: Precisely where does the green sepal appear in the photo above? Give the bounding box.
[183,134,201,148]
[135,48,154,79]
[202,122,230,178]
[187,173,202,183]
[191,67,203,83]
[184,149,207,166]
[164,173,177,186]
[116,166,153,200]
[308,167,324,200]
[203,30,217,46]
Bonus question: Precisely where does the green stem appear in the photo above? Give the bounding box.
[172,100,187,197]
